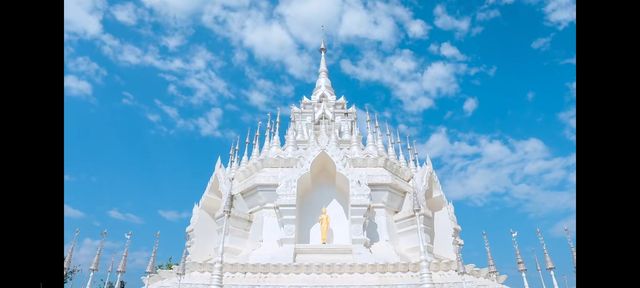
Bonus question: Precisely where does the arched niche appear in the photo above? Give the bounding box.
[296,152,350,244]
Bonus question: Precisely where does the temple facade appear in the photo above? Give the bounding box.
[146,40,508,288]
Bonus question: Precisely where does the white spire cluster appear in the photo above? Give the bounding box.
[217,38,426,179]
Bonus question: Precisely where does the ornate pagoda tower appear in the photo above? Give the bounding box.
[146,39,508,288]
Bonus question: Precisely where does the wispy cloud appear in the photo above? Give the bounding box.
[429,42,468,61]
[64,204,85,218]
[107,208,144,224]
[531,34,554,51]
[158,210,190,222]
[64,0,107,38]
[416,127,575,216]
[463,97,479,116]
[433,4,471,38]
[561,55,576,65]
[543,0,576,29]
[64,75,93,100]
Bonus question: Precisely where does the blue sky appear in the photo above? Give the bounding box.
[64,0,575,287]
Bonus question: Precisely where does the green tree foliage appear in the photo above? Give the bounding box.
[156,256,177,271]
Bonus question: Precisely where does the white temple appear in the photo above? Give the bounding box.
[145,39,509,288]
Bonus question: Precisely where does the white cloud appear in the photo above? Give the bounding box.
[422,61,465,97]
[558,106,575,141]
[433,4,471,38]
[195,108,224,137]
[431,42,468,61]
[531,35,553,50]
[568,81,576,97]
[64,0,106,38]
[476,8,501,21]
[158,210,190,221]
[64,75,93,99]
[463,97,478,116]
[107,208,144,224]
[64,204,85,218]
[417,128,575,216]
[341,49,430,112]
[111,2,138,26]
[543,0,576,29]
[561,55,576,65]
[66,56,107,81]
[122,91,136,105]
[146,113,161,123]
[341,51,471,113]
[142,0,207,22]
[202,0,429,79]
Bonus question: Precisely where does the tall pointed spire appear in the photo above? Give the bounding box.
[313,32,334,97]
[86,229,108,288]
[364,108,377,155]
[537,228,559,288]
[271,108,282,153]
[385,123,396,161]
[115,231,133,288]
[482,231,498,281]
[231,136,240,172]
[177,234,189,288]
[533,249,547,288]
[226,141,234,172]
[261,113,271,158]
[64,228,80,276]
[284,111,298,154]
[396,130,407,167]
[563,226,576,272]
[240,127,250,167]
[407,135,416,173]
[250,121,261,161]
[350,120,361,156]
[144,231,161,288]
[413,140,419,168]
[105,255,115,288]
[374,114,386,156]
[511,229,530,288]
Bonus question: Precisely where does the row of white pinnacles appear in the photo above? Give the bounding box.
[63,225,575,288]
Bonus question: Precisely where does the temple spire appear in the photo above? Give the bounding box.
[250,121,261,161]
[413,140,419,168]
[86,229,108,288]
[533,249,547,288]
[240,127,250,167]
[537,228,559,288]
[64,228,80,276]
[563,226,576,272]
[226,141,234,172]
[313,32,334,100]
[396,130,407,167]
[231,136,240,172]
[364,108,377,155]
[482,231,499,281]
[386,123,396,160]
[511,229,530,288]
[407,135,416,173]
[271,108,282,153]
[144,231,161,288]
[115,231,133,288]
[261,113,271,158]
[374,114,386,157]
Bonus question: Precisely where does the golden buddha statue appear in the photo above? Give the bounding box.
[319,207,330,244]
